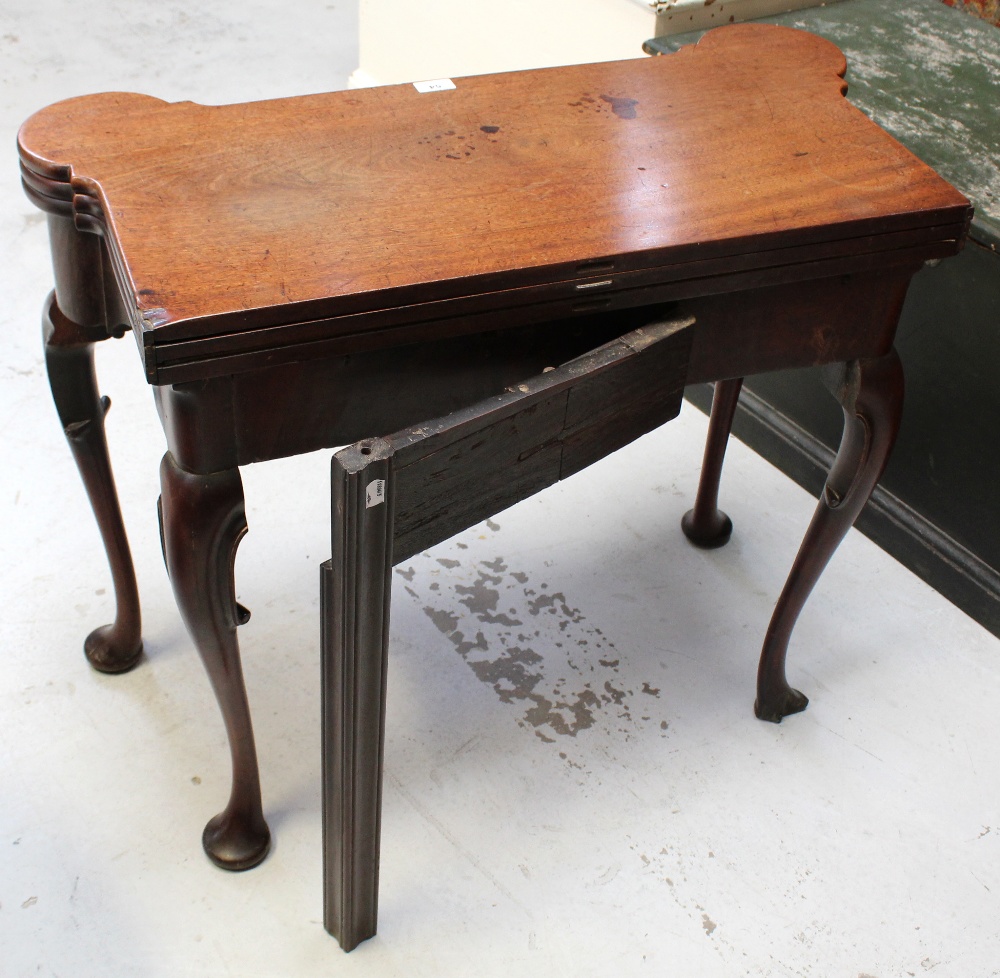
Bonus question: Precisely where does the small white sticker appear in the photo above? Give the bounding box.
[366,479,386,508]
[413,78,456,93]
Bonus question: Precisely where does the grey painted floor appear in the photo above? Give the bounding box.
[2,3,999,976]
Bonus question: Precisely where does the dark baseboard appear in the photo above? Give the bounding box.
[685,384,1000,639]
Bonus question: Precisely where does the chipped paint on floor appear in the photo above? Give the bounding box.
[396,520,670,756]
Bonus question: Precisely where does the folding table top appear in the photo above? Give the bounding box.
[19,23,971,383]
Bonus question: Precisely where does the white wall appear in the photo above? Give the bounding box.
[352,0,842,87]
[353,0,652,87]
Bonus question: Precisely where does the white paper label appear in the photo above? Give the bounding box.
[366,479,386,508]
[413,78,456,93]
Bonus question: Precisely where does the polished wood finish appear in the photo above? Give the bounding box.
[755,350,905,722]
[43,292,143,673]
[19,25,968,386]
[19,22,971,947]
[325,316,693,949]
[42,212,142,674]
[159,453,270,869]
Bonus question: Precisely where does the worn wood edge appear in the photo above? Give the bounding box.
[388,359,690,563]
[333,438,395,475]
[149,239,957,386]
[685,382,1000,638]
[137,210,970,358]
[387,315,694,466]
[149,217,966,355]
[384,315,692,562]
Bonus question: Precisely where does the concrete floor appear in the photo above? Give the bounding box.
[2,3,999,976]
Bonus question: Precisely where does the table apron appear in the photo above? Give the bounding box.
[153,266,914,475]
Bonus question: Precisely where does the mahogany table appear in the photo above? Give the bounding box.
[19,23,970,946]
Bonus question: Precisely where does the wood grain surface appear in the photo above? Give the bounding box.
[18,24,971,357]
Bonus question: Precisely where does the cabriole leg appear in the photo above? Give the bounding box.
[755,350,904,723]
[682,377,744,548]
[43,292,143,673]
[159,452,270,869]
